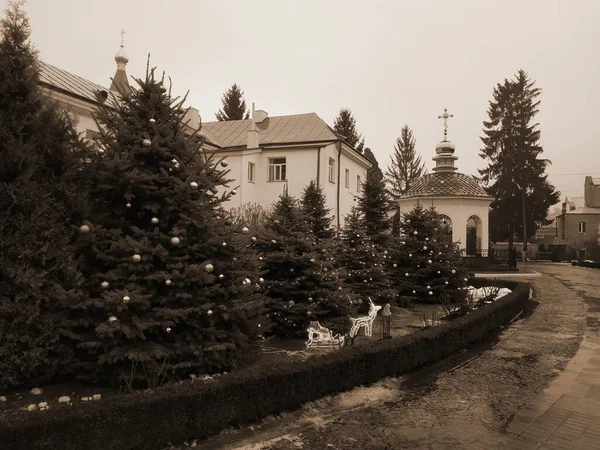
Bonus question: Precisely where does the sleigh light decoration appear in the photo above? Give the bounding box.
[305,321,346,350]
[305,297,382,350]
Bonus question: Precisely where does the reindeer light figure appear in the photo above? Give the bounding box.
[349,297,382,339]
[306,321,346,350]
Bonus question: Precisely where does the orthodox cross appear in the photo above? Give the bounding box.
[120,29,126,47]
[438,108,454,140]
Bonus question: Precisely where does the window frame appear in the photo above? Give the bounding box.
[247,161,255,183]
[578,221,586,233]
[345,168,350,188]
[357,175,362,192]
[268,157,287,182]
[328,157,336,184]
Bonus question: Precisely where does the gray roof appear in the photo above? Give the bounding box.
[202,113,340,148]
[565,207,600,215]
[401,172,492,199]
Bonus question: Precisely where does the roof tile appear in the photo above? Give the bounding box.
[402,172,491,198]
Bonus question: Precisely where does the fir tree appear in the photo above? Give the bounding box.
[387,204,467,303]
[0,0,90,388]
[357,168,391,246]
[385,125,426,197]
[333,108,365,153]
[300,180,334,241]
[215,83,250,121]
[363,147,383,180]
[256,193,354,337]
[479,70,559,256]
[64,63,266,386]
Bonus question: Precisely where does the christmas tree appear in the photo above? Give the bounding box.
[387,204,467,303]
[336,207,396,312]
[256,191,354,338]
[63,61,266,386]
[357,168,391,246]
[300,180,334,241]
[0,1,90,388]
[215,83,250,121]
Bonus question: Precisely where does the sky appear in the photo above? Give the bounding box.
[10,0,600,200]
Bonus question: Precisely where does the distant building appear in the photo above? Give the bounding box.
[556,177,600,260]
[38,43,371,228]
[394,110,493,256]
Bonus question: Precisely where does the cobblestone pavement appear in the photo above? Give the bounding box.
[177,264,594,450]
[503,263,600,450]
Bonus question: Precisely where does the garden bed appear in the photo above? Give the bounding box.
[0,279,530,450]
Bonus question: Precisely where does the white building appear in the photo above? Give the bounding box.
[38,45,372,228]
[395,111,493,256]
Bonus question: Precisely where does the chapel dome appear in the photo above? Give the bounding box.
[402,172,490,198]
[114,45,129,64]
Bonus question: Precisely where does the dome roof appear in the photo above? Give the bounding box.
[114,45,129,64]
[435,140,455,155]
[402,172,491,198]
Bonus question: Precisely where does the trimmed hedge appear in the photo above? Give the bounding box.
[571,260,600,269]
[0,281,530,450]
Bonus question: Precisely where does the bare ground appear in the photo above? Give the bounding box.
[175,267,588,450]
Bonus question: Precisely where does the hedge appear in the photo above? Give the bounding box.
[571,260,600,269]
[0,280,530,450]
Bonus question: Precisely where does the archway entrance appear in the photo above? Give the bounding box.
[440,214,452,236]
[466,215,482,256]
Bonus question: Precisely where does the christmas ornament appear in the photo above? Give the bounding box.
[452,269,456,274]
[166,279,172,285]
[405,273,409,277]
[308,297,313,302]
[258,277,264,283]
[425,238,429,241]
[251,236,257,242]
[149,118,156,123]
[126,202,132,208]
[271,239,276,244]
[79,224,90,233]
[412,290,416,294]
[171,237,180,245]
[221,160,228,168]
[427,285,431,289]
[242,226,249,234]
[437,271,441,274]
[244,278,251,284]
[428,260,432,264]
[407,219,411,223]
[132,254,141,262]
[290,268,294,272]
[142,139,151,147]
[122,296,130,303]
[414,231,418,235]
[464,278,468,282]
[190,181,198,189]
[207,310,213,316]
[310,258,315,263]
[218,274,224,279]
[423,246,427,250]
[274,219,280,224]
[445,281,449,285]
[288,300,295,307]
[101,281,109,289]
[222,242,227,247]
[166,327,172,333]
[393,263,397,268]
[205,263,214,273]
[409,254,412,257]
[108,316,118,323]
[151,217,159,224]
[231,189,237,195]
[401,241,406,245]
[429,291,433,296]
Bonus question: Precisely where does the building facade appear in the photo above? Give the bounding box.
[37,45,371,228]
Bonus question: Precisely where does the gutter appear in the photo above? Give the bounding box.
[336,141,342,230]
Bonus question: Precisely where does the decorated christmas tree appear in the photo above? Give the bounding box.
[63,62,267,386]
[387,204,467,303]
[0,1,90,388]
[256,191,354,337]
[357,169,391,246]
[300,179,334,241]
[336,207,396,311]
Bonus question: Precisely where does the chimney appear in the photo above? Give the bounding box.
[247,102,260,149]
[183,107,200,130]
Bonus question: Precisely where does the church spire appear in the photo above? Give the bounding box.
[110,30,131,95]
[432,108,458,173]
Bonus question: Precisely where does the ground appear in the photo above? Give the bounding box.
[170,263,596,450]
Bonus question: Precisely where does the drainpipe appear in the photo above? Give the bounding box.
[336,141,342,230]
[316,146,321,186]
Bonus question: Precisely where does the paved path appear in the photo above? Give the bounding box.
[504,263,600,450]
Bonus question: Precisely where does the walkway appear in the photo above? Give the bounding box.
[504,263,600,450]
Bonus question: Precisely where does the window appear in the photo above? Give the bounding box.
[357,175,362,191]
[268,157,286,182]
[345,169,350,188]
[328,158,336,183]
[578,221,586,233]
[247,162,255,182]
[85,130,102,153]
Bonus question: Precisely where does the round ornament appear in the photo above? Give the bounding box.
[405,273,409,277]
[407,219,411,223]
[258,277,264,283]
[412,290,416,294]
[271,240,276,244]
[308,297,313,302]
[409,253,412,257]
[423,246,427,250]
[151,217,159,224]
[288,300,295,307]
[142,139,151,147]
[166,327,172,333]
[428,260,432,264]
[222,242,227,247]
[310,258,315,263]
[445,281,449,285]
[429,291,433,296]
[242,226,249,234]
[190,181,198,189]
[149,118,156,123]
[393,263,397,268]
[122,296,130,303]
[244,278,251,284]
[401,241,406,245]
[126,202,132,208]
[205,263,214,273]
[427,285,431,289]
[451,269,456,274]
[166,279,172,285]
[207,310,213,316]
[101,281,110,289]
[132,254,141,262]
[251,236,257,242]
[219,274,224,279]
[425,238,429,241]
[231,190,237,195]
[80,224,90,233]
[108,316,118,323]
[464,278,468,282]
[221,160,228,168]
[171,237,180,246]
[414,231,418,235]
[437,271,441,274]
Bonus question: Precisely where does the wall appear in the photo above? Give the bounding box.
[584,177,600,208]
[396,196,492,254]
[561,212,600,260]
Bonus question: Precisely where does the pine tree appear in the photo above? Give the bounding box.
[480,70,559,257]
[336,207,395,310]
[0,1,90,388]
[215,83,250,121]
[385,125,426,197]
[357,168,391,246]
[363,147,383,180]
[256,193,354,338]
[387,204,467,303]
[333,108,365,153]
[300,180,334,241]
[64,63,266,386]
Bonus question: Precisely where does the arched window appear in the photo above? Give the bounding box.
[466,215,482,256]
[440,215,452,235]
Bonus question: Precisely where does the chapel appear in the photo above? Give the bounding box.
[395,109,493,256]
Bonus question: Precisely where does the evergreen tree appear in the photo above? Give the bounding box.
[256,193,354,338]
[385,125,426,197]
[336,207,395,310]
[64,64,266,386]
[363,147,383,180]
[387,204,467,303]
[480,70,559,257]
[357,168,391,246]
[215,82,250,121]
[0,1,90,388]
[333,108,365,153]
[300,180,334,240]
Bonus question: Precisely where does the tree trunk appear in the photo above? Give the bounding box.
[521,188,528,261]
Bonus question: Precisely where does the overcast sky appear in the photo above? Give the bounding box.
[14,0,600,199]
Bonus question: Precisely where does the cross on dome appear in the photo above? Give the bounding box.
[120,29,126,47]
[437,108,454,140]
